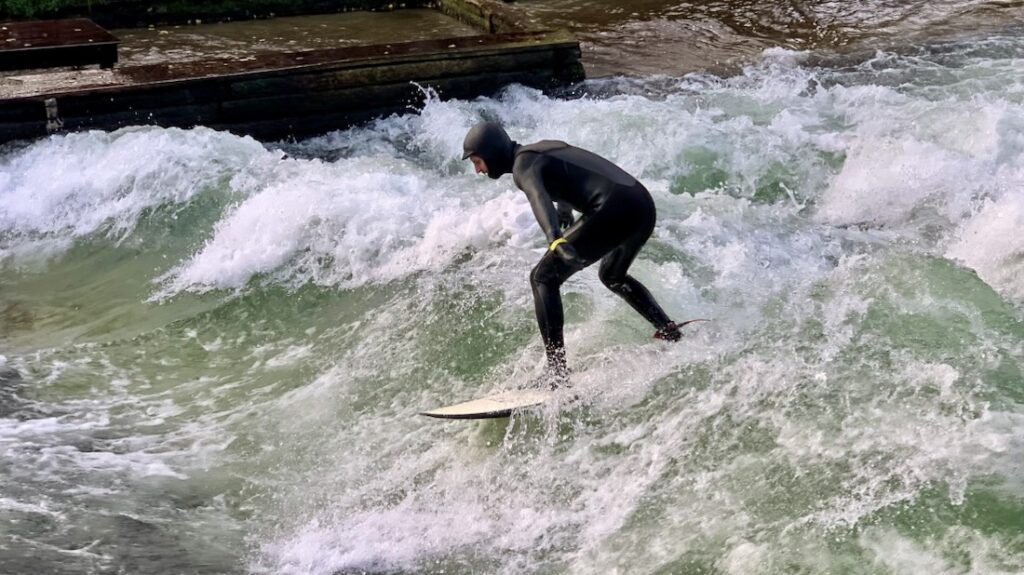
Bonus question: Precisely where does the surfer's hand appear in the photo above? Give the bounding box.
[554,242,586,269]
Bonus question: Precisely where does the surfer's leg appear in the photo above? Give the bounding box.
[595,186,680,340]
[530,249,584,379]
[598,235,675,332]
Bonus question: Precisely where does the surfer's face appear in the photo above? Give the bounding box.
[469,155,488,175]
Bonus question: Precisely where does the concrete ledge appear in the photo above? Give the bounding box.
[1,1,414,28]
[432,0,530,33]
[0,19,119,71]
[0,0,584,144]
[0,29,584,142]
[0,0,531,32]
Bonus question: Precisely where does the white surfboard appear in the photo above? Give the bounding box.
[420,389,552,420]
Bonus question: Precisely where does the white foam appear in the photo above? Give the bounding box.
[720,541,771,574]
[947,193,1024,301]
[260,505,494,575]
[0,127,267,263]
[156,151,540,295]
[4,35,1024,575]
[0,497,61,517]
[248,42,1024,572]
[818,136,972,227]
[861,527,1022,575]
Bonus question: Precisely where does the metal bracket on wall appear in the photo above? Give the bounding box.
[45,98,64,133]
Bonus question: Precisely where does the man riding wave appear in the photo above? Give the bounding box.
[463,122,686,387]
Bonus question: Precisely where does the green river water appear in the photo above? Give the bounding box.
[2,3,1024,574]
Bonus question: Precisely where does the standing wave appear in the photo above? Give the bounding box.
[0,31,1022,575]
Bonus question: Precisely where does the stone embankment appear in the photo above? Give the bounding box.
[0,0,583,143]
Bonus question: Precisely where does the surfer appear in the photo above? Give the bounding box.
[463,122,685,387]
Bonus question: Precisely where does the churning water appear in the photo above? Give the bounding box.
[2,23,1024,575]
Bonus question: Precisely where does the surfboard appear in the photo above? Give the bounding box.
[420,389,552,420]
[422,318,708,420]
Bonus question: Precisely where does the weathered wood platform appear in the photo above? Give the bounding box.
[0,19,118,71]
[0,0,537,35]
[434,0,534,34]
[0,29,583,143]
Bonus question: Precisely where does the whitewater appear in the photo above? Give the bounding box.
[2,30,1024,575]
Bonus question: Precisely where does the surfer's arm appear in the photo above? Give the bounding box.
[513,155,563,244]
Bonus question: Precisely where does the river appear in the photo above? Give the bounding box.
[1,2,1023,573]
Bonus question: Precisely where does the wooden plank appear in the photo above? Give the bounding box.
[60,103,222,131]
[421,68,556,99]
[0,19,118,71]
[0,120,46,141]
[116,30,578,87]
[225,49,559,99]
[54,82,224,117]
[221,66,554,123]
[0,99,42,122]
[0,19,117,50]
[1,1,419,30]
[550,44,585,84]
[0,28,584,144]
[209,105,411,141]
[221,82,414,122]
[435,0,530,34]
[0,43,118,70]
[0,30,578,101]
[218,68,554,139]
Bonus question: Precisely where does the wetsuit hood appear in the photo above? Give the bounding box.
[463,122,517,179]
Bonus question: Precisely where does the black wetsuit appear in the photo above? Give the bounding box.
[515,141,673,352]
[463,123,677,373]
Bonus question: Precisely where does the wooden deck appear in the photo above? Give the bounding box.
[0,19,118,71]
[0,29,583,143]
[0,0,583,144]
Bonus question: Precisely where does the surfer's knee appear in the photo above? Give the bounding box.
[598,267,629,294]
[531,258,565,288]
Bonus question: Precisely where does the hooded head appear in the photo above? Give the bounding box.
[462,122,517,179]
